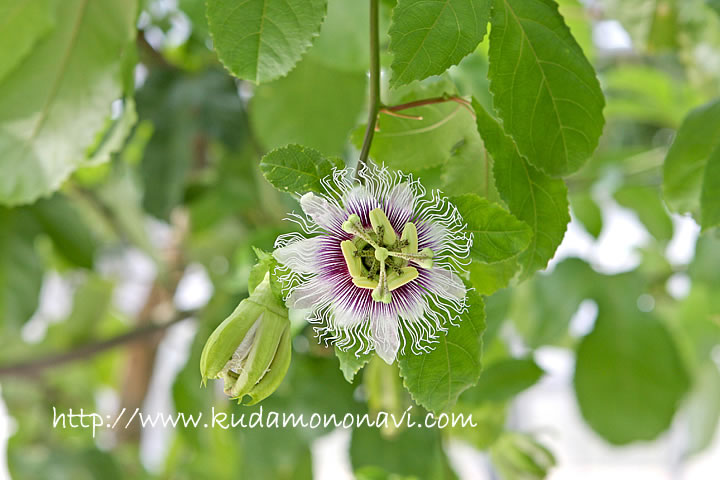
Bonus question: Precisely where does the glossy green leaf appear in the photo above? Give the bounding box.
[0,0,55,83]
[700,145,720,230]
[452,194,532,263]
[663,99,720,215]
[0,0,137,206]
[0,209,43,330]
[388,0,491,86]
[206,0,327,84]
[574,291,690,444]
[398,290,485,412]
[356,86,480,173]
[473,99,570,278]
[487,0,604,176]
[260,144,343,194]
[251,56,367,155]
[336,347,372,383]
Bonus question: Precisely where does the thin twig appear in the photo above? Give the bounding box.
[357,0,381,174]
[0,312,196,378]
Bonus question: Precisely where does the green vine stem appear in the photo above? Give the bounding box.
[358,0,381,172]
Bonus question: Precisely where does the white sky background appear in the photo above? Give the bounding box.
[1,6,719,480]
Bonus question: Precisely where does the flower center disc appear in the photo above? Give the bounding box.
[340,208,434,304]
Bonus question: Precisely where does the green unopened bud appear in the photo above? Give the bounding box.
[200,273,291,405]
[490,432,556,480]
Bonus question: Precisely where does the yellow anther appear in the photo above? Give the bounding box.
[340,240,363,277]
[352,277,379,289]
[401,222,418,255]
[341,214,363,234]
[369,208,397,246]
[387,267,419,291]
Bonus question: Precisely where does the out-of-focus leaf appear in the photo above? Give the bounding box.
[614,185,673,241]
[350,422,458,480]
[647,0,679,52]
[461,357,543,404]
[398,290,485,412]
[206,0,327,84]
[30,193,98,269]
[251,56,366,156]
[604,66,704,128]
[574,274,690,444]
[685,362,720,455]
[388,0,491,86]
[0,209,43,331]
[700,145,720,230]
[0,0,54,83]
[490,432,556,480]
[473,99,570,278]
[441,126,502,204]
[260,145,343,194]
[308,0,369,72]
[487,0,605,176]
[0,0,137,205]
[570,192,602,238]
[663,98,720,216]
[137,69,246,219]
[452,194,532,264]
[689,234,720,286]
[85,99,138,167]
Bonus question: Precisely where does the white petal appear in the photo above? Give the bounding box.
[286,278,331,309]
[300,192,345,232]
[372,314,400,364]
[384,182,415,227]
[273,238,321,274]
[425,268,466,303]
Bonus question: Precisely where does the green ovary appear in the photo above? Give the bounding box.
[340,207,434,303]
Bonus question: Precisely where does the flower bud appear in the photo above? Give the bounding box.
[490,432,556,479]
[200,273,291,405]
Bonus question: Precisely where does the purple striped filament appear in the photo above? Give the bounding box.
[273,162,472,364]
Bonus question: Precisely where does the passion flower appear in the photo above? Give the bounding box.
[273,163,472,364]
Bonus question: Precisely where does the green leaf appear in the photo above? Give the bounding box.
[462,357,543,404]
[663,99,720,215]
[137,69,246,219]
[709,0,720,16]
[614,185,673,241]
[574,287,690,444]
[468,258,518,296]
[30,193,98,269]
[487,0,604,176]
[350,422,458,480]
[0,209,43,331]
[260,144,343,194]
[398,290,485,412]
[452,194,532,263]
[336,347,372,383]
[206,0,327,84]
[0,0,55,83]
[473,99,570,278]
[0,0,137,206]
[85,99,137,167]
[250,56,367,155]
[307,0,369,72]
[388,0,491,87]
[700,145,720,231]
[570,192,602,238]
[355,86,480,173]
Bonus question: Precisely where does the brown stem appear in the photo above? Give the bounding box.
[0,312,195,377]
[382,95,471,113]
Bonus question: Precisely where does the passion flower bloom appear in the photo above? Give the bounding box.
[273,163,472,364]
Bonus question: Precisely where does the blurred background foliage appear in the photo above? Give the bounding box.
[0,0,720,479]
